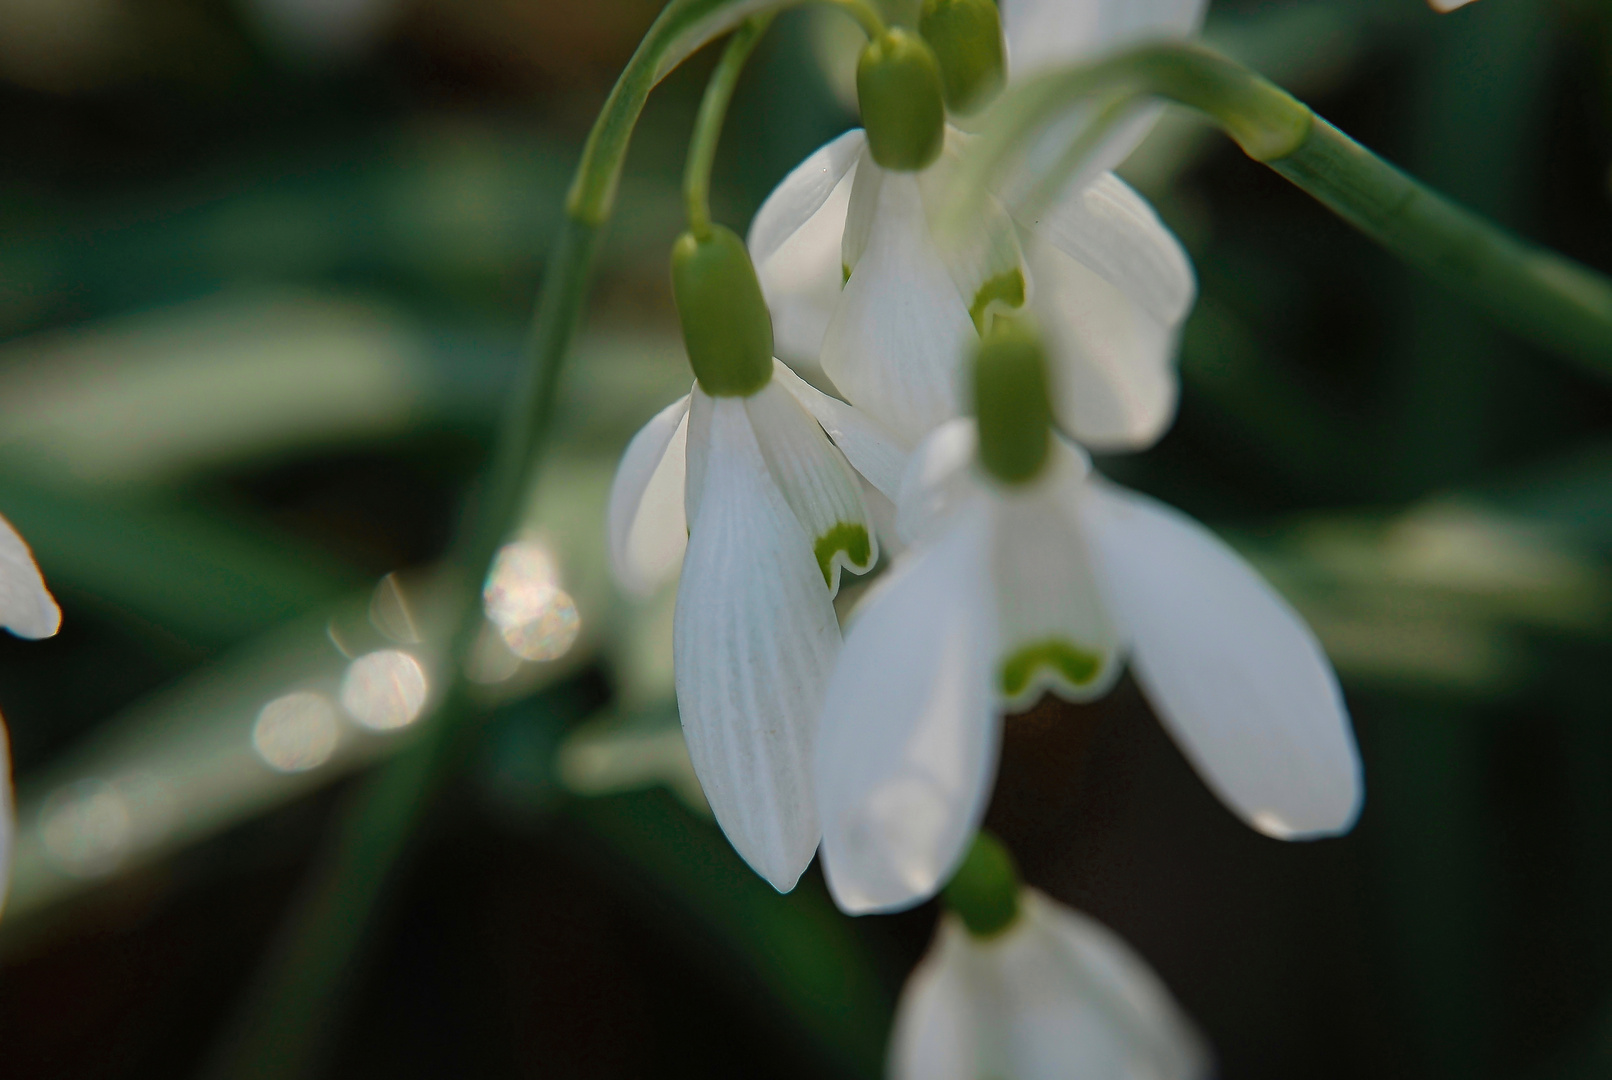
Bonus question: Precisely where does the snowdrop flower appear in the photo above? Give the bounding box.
[0,513,63,909]
[815,328,1362,913]
[894,836,1210,1080]
[607,224,903,892]
[749,0,1204,450]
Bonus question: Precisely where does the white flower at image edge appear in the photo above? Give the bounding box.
[0,513,63,910]
[815,421,1362,914]
[606,359,906,893]
[748,0,1207,450]
[893,891,1210,1080]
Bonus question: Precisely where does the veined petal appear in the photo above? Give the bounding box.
[674,398,841,892]
[999,0,1210,81]
[999,891,1211,1080]
[823,165,975,445]
[993,474,1123,710]
[750,130,866,373]
[1082,482,1363,839]
[744,379,878,596]
[0,513,60,639]
[606,395,691,596]
[889,914,980,1080]
[771,358,910,501]
[684,384,715,525]
[895,418,980,546]
[817,507,1000,914]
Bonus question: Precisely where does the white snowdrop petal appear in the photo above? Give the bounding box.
[605,395,691,596]
[684,384,715,525]
[890,916,981,1080]
[744,380,878,596]
[993,479,1123,710]
[817,507,1000,914]
[920,132,1030,332]
[1001,892,1211,1080]
[771,358,910,501]
[1028,234,1180,451]
[999,0,1210,81]
[1082,482,1363,839]
[674,398,840,892]
[749,131,867,374]
[895,418,980,546]
[0,513,60,640]
[822,167,976,445]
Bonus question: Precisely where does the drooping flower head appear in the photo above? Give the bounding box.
[815,325,1363,914]
[606,223,904,891]
[750,0,1204,454]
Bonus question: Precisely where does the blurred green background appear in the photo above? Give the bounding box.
[2,0,1612,1076]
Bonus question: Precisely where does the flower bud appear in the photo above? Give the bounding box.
[919,0,1005,115]
[942,832,1021,938]
[973,322,1053,485]
[670,225,774,397]
[857,28,946,172]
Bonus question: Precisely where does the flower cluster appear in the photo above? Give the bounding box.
[607,0,1364,1072]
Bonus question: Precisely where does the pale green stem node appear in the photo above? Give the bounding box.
[943,831,1022,939]
[672,226,776,397]
[973,322,1053,485]
[857,28,947,171]
[919,0,1005,116]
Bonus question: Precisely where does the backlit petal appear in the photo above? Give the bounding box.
[1082,482,1363,839]
[999,0,1210,80]
[890,914,979,1080]
[749,129,866,374]
[606,394,690,596]
[744,379,878,595]
[817,506,999,913]
[674,398,840,891]
[1025,173,1193,449]
[822,164,975,445]
[0,513,60,639]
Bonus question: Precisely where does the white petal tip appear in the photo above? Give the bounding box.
[1249,786,1364,841]
[8,596,62,640]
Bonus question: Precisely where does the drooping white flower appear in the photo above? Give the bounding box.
[749,0,1204,450]
[815,419,1363,914]
[893,890,1210,1080]
[607,358,900,892]
[0,512,63,910]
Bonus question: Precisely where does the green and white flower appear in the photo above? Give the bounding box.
[814,417,1363,914]
[893,888,1210,1080]
[748,0,1205,449]
[0,512,62,910]
[607,357,900,892]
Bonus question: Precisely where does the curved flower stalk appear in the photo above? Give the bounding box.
[607,221,907,892]
[894,891,1209,1080]
[814,333,1362,914]
[893,833,1210,1080]
[0,513,62,910]
[749,0,1203,451]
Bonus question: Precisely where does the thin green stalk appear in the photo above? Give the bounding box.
[685,16,776,238]
[955,43,1612,378]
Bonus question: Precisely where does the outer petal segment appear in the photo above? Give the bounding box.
[771,358,910,501]
[749,130,866,375]
[822,165,975,445]
[674,398,840,892]
[1026,173,1194,450]
[1082,482,1363,840]
[817,506,1000,914]
[0,512,61,639]
[605,394,690,596]
[744,380,878,596]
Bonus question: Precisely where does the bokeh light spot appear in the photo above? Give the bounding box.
[253,691,340,772]
[340,649,428,731]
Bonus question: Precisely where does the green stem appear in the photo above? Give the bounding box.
[685,16,776,238]
[961,43,1612,379]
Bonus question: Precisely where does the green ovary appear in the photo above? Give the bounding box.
[814,523,872,587]
[969,268,1026,334]
[1000,639,1104,698]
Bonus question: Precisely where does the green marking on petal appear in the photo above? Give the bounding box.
[814,522,872,587]
[842,262,852,286]
[969,267,1025,335]
[1000,638,1104,698]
